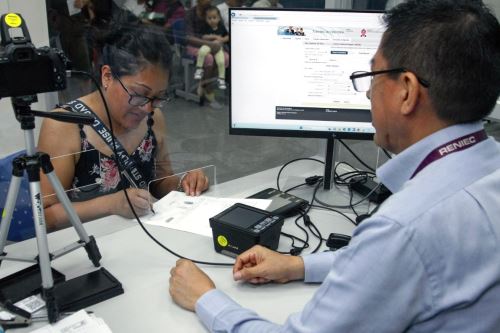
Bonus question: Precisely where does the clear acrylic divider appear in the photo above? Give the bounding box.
[42,149,103,201]
[147,164,216,206]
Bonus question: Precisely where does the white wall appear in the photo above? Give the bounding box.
[482,0,500,122]
[485,0,500,18]
[0,0,57,155]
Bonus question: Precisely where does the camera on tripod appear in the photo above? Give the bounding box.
[0,12,113,325]
[0,13,68,98]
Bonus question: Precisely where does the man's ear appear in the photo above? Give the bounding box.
[400,72,420,116]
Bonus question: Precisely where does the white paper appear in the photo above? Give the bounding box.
[67,0,81,16]
[141,191,271,237]
[15,295,45,314]
[29,310,111,333]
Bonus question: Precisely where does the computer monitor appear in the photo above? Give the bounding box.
[229,8,386,188]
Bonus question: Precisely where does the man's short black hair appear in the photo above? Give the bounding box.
[382,0,500,123]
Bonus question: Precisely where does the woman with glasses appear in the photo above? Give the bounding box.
[38,23,209,231]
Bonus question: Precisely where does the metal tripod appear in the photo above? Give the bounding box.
[0,97,101,323]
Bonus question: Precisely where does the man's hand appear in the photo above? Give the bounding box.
[180,169,210,196]
[169,259,215,311]
[233,245,305,284]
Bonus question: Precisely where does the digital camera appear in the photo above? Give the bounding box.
[0,13,68,98]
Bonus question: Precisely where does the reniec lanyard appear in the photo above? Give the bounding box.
[410,129,488,179]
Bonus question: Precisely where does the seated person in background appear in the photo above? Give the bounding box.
[138,0,185,31]
[217,0,245,31]
[194,5,229,90]
[169,0,500,332]
[252,0,283,8]
[185,0,229,106]
[38,23,209,231]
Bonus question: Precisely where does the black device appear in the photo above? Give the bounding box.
[247,188,308,217]
[350,177,391,204]
[0,13,68,98]
[54,268,124,312]
[209,203,284,257]
[326,233,351,251]
[0,264,65,303]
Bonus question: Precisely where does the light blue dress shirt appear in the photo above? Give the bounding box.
[196,122,500,332]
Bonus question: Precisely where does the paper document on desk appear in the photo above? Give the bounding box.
[29,309,112,333]
[142,191,271,237]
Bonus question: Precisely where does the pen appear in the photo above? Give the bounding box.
[121,171,156,215]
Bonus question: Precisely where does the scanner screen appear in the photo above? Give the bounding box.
[218,206,267,229]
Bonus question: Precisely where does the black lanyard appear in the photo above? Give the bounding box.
[410,129,488,179]
[64,100,148,189]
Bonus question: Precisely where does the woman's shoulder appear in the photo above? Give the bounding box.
[39,98,91,153]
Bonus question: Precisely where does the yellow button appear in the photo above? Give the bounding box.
[5,13,22,28]
[217,235,228,247]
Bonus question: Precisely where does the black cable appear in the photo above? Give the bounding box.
[382,148,392,159]
[279,231,309,255]
[283,182,308,193]
[348,186,359,217]
[303,214,323,253]
[70,70,233,267]
[287,211,310,256]
[308,204,358,226]
[337,139,375,172]
[276,157,324,191]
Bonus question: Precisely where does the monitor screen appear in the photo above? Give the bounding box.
[229,8,385,140]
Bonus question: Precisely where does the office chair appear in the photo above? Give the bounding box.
[171,18,201,103]
[0,150,35,242]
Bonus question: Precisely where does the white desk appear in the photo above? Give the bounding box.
[2,161,364,332]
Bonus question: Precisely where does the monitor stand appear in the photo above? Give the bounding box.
[323,135,339,190]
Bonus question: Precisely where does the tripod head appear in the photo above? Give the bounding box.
[12,95,94,129]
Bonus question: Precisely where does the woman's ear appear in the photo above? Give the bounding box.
[100,64,113,88]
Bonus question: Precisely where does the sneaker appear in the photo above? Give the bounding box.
[217,78,227,90]
[194,68,204,80]
[208,99,223,110]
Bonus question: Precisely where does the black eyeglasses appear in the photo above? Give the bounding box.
[349,68,430,92]
[114,75,168,108]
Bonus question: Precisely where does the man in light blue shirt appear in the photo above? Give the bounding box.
[169,0,500,331]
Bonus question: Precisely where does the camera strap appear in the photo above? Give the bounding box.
[62,100,149,189]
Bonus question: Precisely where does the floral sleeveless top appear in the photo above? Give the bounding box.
[66,101,157,201]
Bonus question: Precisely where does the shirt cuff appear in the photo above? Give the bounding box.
[303,251,336,283]
[195,289,239,330]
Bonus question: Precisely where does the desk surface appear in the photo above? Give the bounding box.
[2,161,364,332]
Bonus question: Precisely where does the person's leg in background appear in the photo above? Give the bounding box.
[213,49,227,90]
[194,45,211,80]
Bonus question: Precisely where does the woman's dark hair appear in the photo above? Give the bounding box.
[98,23,173,79]
[381,0,500,123]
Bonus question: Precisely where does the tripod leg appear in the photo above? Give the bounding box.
[40,154,101,267]
[27,179,59,323]
[0,176,22,260]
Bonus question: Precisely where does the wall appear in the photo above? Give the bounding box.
[485,0,500,121]
[0,0,56,155]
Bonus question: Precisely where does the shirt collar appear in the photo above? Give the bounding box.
[376,121,484,193]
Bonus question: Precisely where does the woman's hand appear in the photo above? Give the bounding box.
[180,170,209,196]
[110,188,153,218]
